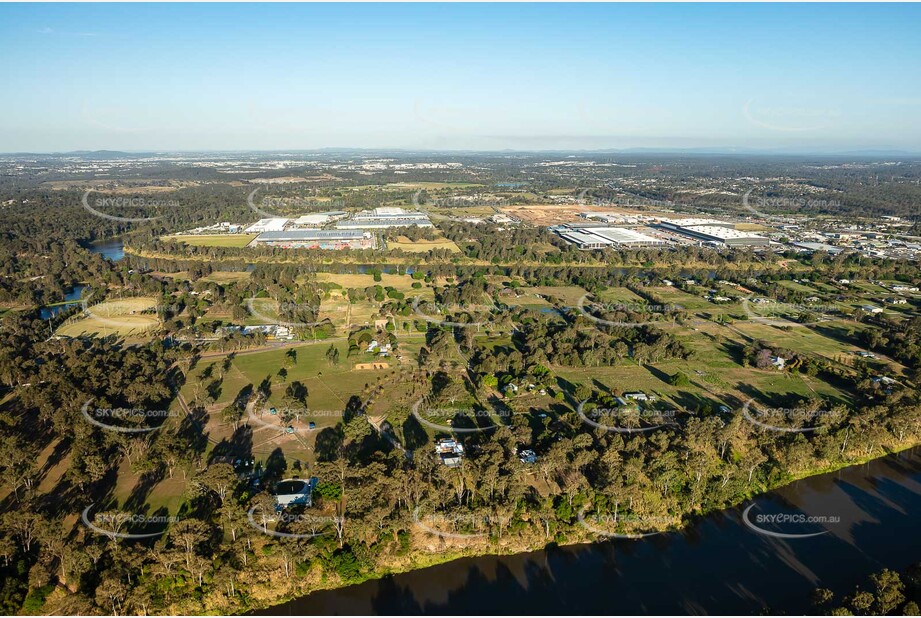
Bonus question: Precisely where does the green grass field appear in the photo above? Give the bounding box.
[165,234,258,248]
[642,286,723,312]
[526,285,591,306]
[313,272,436,292]
[181,336,427,464]
[596,287,647,304]
[776,280,820,294]
[56,296,160,339]
[388,237,461,253]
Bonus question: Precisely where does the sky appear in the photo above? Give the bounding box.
[1,3,920,153]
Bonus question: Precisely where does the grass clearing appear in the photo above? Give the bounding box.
[596,287,647,304]
[313,272,434,292]
[183,337,425,465]
[165,234,257,248]
[388,236,461,253]
[57,296,160,339]
[526,285,590,306]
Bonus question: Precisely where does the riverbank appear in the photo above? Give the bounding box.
[231,441,921,616]
[124,245,806,273]
[252,444,921,615]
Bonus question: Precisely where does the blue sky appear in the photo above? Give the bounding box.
[1,3,920,153]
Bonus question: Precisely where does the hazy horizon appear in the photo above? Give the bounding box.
[2,3,920,153]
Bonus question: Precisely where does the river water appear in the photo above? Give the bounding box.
[88,239,125,261]
[258,447,921,615]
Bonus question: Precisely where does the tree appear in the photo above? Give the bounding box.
[191,463,239,506]
[870,569,905,615]
[96,577,128,615]
[167,519,212,569]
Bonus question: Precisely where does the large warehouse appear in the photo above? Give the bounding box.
[337,207,433,229]
[658,221,769,246]
[244,217,289,233]
[552,223,667,249]
[252,229,375,250]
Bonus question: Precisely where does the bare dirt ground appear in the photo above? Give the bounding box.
[354,362,390,370]
[499,203,678,226]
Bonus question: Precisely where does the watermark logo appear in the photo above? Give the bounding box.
[740,295,834,327]
[740,399,841,433]
[573,188,675,210]
[741,503,838,539]
[742,188,843,219]
[246,188,344,219]
[246,508,340,540]
[577,508,670,539]
[77,290,168,331]
[576,400,678,434]
[412,507,512,540]
[82,504,179,539]
[411,297,501,329]
[246,405,336,435]
[244,295,325,328]
[576,294,682,329]
[742,98,838,133]
[411,399,506,434]
[410,190,510,222]
[246,187,278,219]
[81,190,178,223]
[81,399,178,434]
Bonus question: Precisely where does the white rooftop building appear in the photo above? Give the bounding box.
[244,218,290,233]
[337,206,433,229]
[553,223,667,249]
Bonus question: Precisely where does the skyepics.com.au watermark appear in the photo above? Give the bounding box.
[412,508,513,540]
[261,196,346,210]
[82,504,181,539]
[247,406,340,434]
[74,290,170,330]
[576,189,674,210]
[741,400,843,433]
[245,296,325,328]
[411,298,504,329]
[742,98,840,133]
[411,399,508,433]
[248,188,346,219]
[247,509,342,540]
[742,503,839,539]
[81,400,181,433]
[577,508,673,539]
[742,188,841,219]
[741,295,836,327]
[577,400,678,434]
[82,190,181,223]
[424,407,510,419]
[412,189,510,211]
[576,295,691,329]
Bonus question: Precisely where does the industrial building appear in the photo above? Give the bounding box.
[252,229,375,250]
[291,211,348,227]
[657,221,769,246]
[791,241,846,255]
[337,207,433,229]
[552,223,667,249]
[244,217,290,233]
